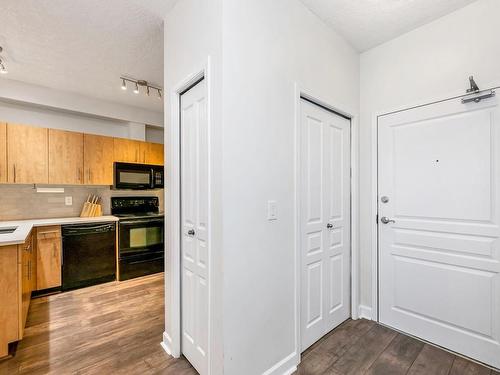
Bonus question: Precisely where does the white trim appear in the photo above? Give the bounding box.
[369,79,500,324]
[165,59,212,373]
[261,351,299,375]
[358,305,373,320]
[161,331,173,356]
[294,83,360,362]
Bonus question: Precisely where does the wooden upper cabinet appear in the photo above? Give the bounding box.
[48,129,84,185]
[114,138,143,164]
[114,138,164,165]
[144,142,164,165]
[7,124,48,184]
[84,134,114,185]
[0,123,6,183]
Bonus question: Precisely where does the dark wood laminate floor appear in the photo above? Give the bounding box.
[1,275,497,375]
[296,319,499,375]
[0,273,195,375]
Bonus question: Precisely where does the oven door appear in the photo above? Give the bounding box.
[118,217,164,258]
[114,162,153,190]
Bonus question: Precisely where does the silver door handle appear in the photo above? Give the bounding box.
[326,223,333,229]
[380,216,395,224]
[187,229,195,236]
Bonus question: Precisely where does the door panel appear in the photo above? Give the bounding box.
[144,142,164,165]
[300,99,351,352]
[378,94,500,369]
[7,123,48,184]
[84,134,114,185]
[48,129,84,185]
[114,138,143,164]
[181,79,209,375]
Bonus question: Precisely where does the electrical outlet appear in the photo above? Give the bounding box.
[267,200,277,221]
[65,196,73,206]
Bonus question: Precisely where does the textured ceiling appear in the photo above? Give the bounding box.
[300,0,477,52]
[0,0,178,112]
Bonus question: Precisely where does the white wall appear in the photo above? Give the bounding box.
[146,125,164,144]
[359,0,500,312]
[163,0,224,373]
[0,100,132,138]
[222,1,359,374]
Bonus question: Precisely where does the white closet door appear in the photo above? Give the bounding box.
[300,99,351,352]
[378,93,500,369]
[180,78,209,375]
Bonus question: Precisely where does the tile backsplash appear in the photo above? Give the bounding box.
[0,185,164,221]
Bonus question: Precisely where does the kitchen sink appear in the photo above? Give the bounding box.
[0,227,17,234]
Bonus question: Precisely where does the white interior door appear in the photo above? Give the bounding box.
[300,99,351,352]
[378,93,500,369]
[180,78,209,375]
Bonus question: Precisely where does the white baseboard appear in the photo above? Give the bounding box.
[358,305,373,320]
[262,351,299,375]
[161,331,175,357]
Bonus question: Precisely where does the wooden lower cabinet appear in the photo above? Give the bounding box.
[0,231,35,358]
[36,226,62,290]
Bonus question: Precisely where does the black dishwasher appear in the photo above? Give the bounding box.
[62,222,116,291]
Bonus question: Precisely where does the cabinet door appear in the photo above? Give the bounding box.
[7,124,48,184]
[0,122,6,183]
[84,134,114,185]
[36,226,62,290]
[144,142,164,165]
[48,129,84,185]
[114,138,143,163]
[0,245,19,357]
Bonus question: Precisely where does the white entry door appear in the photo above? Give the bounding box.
[378,92,500,369]
[300,99,351,352]
[180,78,209,375]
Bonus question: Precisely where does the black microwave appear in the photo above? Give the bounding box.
[114,162,164,190]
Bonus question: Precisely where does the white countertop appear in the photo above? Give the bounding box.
[0,216,119,246]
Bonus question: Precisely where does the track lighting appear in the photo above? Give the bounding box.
[0,47,7,74]
[120,76,162,100]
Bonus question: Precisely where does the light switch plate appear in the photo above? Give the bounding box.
[65,196,73,206]
[267,200,277,221]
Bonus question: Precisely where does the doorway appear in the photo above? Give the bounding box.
[179,77,209,375]
[377,91,500,369]
[299,97,352,352]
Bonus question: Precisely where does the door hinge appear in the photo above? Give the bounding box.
[376,214,379,224]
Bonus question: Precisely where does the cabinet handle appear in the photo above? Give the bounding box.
[13,164,16,183]
[28,260,31,280]
[143,150,146,163]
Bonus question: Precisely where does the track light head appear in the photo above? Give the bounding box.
[133,82,139,94]
[0,47,7,75]
[121,79,127,90]
[157,89,162,99]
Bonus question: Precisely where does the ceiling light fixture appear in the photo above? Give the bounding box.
[0,47,8,74]
[120,76,162,100]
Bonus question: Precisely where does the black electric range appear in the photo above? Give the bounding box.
[111,197,164,281]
